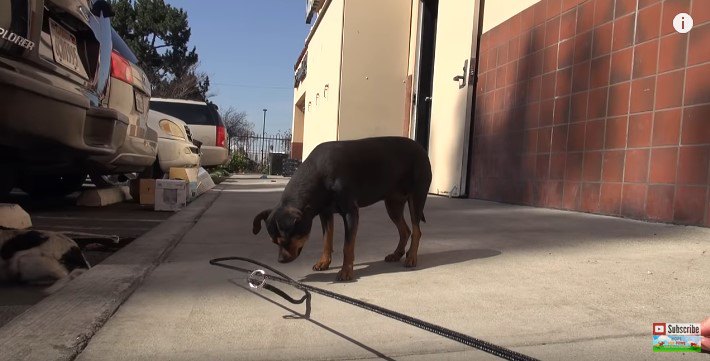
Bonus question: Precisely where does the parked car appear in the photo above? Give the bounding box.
[149,98,229,168]
[86,29,157,187]
[145,110,200,178]
[0,0,124,197]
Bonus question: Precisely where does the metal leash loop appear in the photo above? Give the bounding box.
[209,257,539,361]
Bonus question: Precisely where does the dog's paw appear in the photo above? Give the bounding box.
[384,252,404,262]
[404,256,417,268]
[336,268,354,281]
[312,259,331,271]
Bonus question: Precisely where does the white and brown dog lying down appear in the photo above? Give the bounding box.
[0,229,90,294]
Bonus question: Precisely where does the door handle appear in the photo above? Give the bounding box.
[452,59,468,86]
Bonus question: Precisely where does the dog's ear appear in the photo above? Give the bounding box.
[276,207,302,234]
[252,209,272,235]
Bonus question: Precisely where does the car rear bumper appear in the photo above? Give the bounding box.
[199,145,229,167]
[157,138,200,172]
[0,62,128,156]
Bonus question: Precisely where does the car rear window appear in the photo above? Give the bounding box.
[111,29,139,64]
[149,101,221,126]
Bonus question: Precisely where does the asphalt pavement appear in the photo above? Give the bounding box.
[69,175,709,361]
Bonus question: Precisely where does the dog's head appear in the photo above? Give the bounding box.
[252,206,312,263]
[0,230,90,284]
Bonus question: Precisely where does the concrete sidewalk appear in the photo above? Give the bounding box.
[77,176,709,360]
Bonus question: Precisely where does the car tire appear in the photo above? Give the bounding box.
[20,173,87,197]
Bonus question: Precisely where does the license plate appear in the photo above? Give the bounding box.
[134,90,145,113]
[49,19,87,77]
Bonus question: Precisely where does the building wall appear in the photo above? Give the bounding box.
[300,0,345,159]
[482,0,541,33]
[470,0,710,227]
[337,0,413,140]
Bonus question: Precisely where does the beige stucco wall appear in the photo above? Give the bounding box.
[299,0,345,159]
[337,0,412,141]
[482,0,540,33]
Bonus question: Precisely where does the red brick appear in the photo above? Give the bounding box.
[563,0,581,12]
[574,31,593,63]
[584,151,603,181]
[528,75,542,103]
[526,129,539,154]
[566,153,584,181]
[621,183,648,218]
[636,3,661,43]
[496,66,507,89]
[581,183,601,212]
[533,50,545,77]
[625,149,650,182]
[590,55,611,89]
[547,0,563,18]
[577,1,595,33]
[655,71,684,110]
[632,39,659,79]
[678,146,710,185]
[545,17,561,47]
[505,61,518,85]
[587,87,609,120]
[510,13,522,36]
[550,153,567,179]
[587,120,606,151]
[568,122,586,151]
[658,33,688,72]
[558,38,575,69]
[681,104,710,145]
[551,125,568,152]
[628,113,653,148]
[605,116,628,149]
[603,150,626,182]
[487,49,498,69]
[610,48,633,84]
[534,1,548,25]
[570,91,588,122]
[646,185,675,221]
[693,0,710,25]
[563,181,582,209]
[613,14,635,51]
[509,37,522,62]
[560,9,577,40]
[639,0,660,9]
[689,24,710,67]
[523,154,537,178]
[607,82,630,116]
[594,0,615,26]
[543,44,559,73]
[546,180,565,208]
[592,22,614,58]
[541,72,557,100]
[685,63,710,105]
[630,76,656,113]
[521,7,536,31]
[600,183,622,214]
[556,67,572,96]
[525,102,541,129]
[652,109,681,146]
[538,126,553,153]
[540,99,555,126]
[662,0,692,35]
[554,96,571,124]
[674,186,707,224]
[532,24,546,52]
[616,0,636,19]
[572,61,591,92]
[650,147,678,184]
[537,154,551,180]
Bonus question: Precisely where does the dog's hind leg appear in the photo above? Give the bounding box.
[384,197,410,262]
[404,193,426,268]
[312,212,334,271]
[337,203,359,281]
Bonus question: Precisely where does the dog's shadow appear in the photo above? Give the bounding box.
[300,248,501,283]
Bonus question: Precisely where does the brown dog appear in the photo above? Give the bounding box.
[252,136,432,281]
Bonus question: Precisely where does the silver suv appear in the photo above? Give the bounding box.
[149,98,229,168]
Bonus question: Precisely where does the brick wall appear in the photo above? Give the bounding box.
[470,0,710,226]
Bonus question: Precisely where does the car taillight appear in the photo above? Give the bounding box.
[216,125,226,147]
[110,50,133,84]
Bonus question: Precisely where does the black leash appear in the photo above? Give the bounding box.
[209,256,539,361]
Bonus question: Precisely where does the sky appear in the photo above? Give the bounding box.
[166,0,311,135]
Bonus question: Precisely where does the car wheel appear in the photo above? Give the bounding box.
[20,173,87,197]
[90,173,134,188]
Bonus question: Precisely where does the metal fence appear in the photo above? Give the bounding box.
[229,133,292,173]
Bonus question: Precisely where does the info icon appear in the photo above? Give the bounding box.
[653,323,666,335]
[673,13,693,34]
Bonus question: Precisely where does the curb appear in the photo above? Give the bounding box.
[0,190,221,361]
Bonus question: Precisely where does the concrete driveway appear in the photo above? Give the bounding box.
[77,176,709,360]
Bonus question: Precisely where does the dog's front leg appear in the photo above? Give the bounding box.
[313,213,334,271]
[337,205,358,281]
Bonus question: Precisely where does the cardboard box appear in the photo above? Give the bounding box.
[154,179,187,211]
[137,179,156,205]
[169,167,199,200]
